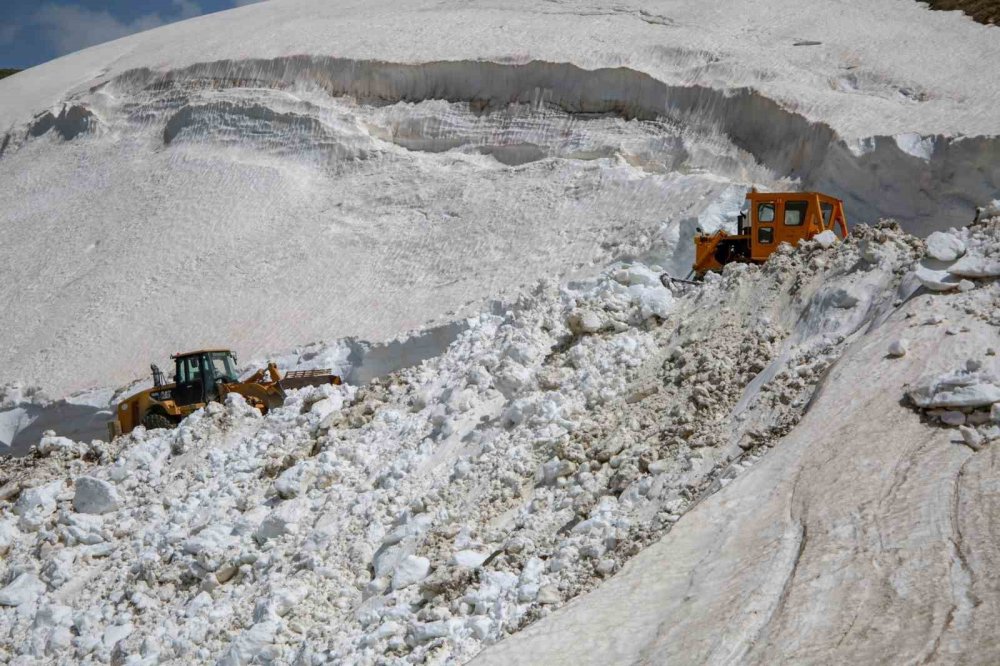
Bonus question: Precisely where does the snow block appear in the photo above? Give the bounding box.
[814,230,838,249]
[0,573,46,607]
[908,369,1000,409]
[947,254,1000,278]
[73,476,120,515]
[452,550,489,568]
[914,262,961,291]
[887,339,908,358]
[925,231,965,262]
[391,555,430,590]
[13,482,61,517]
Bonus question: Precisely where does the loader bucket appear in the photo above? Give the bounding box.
[232,382,287,412]
[278,369,343,391]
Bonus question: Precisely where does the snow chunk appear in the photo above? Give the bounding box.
[914,262,961,291]
[310,395,343,421]
[274,461,314,499]
[938,410,966,426]
[37,432,84,457]
[567,310,604,335]
[888,339,908,358]
[539,458,577,485]
[452,550,489,569]
[893,133,935,160]
[217,621,279,666]
[73,477,120,515]
[948,254,1000,278]
[959,426,983,451]
[0,520,18,554]
[391,555,430,590]
[925,232,966,262]
[0,573,45,607]
[255,501,304,542]
[102,623,133,650]
[829,288,859,309]
[814,230,838,249]
[13,481,62,518]
[908,369,1000,409]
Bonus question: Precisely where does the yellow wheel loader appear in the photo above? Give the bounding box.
[108,349,341,438]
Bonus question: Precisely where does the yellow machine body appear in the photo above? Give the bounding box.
[109,349,341,438]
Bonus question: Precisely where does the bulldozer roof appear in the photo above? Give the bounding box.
[746,191,842,203]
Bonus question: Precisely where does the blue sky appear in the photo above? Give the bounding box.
[1,0,266,69]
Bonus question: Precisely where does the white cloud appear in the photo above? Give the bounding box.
[231,0,268,5]
[32,1,205,57]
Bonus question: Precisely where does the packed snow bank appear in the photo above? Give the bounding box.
[7,55,1000,231]
[11,219,990,663]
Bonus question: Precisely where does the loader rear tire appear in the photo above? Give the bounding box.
[142,410,176,431]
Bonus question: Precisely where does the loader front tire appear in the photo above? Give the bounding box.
[142,410,176,431]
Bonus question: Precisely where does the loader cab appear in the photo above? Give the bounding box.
[171,349,240,406]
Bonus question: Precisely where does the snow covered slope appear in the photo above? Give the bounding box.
[1,220,998,664]
[1,0,1000,396]
[475,226,1000,665]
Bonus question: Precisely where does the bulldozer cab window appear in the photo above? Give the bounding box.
[820,202,834,227]
[783,200,808,226]
[757,203,775,223]
[210,352,239,383]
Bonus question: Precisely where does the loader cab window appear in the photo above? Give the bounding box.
[210,352,239,383]
[175,356,203,384]
[757,203,775,223]
[173,354,207,406]
[784,200,808,226]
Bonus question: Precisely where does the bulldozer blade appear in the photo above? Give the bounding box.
[660,273,701,287]
[278,369,343,391]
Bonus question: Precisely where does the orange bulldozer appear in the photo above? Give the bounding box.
[108,348,341,437]
[682,190,848,280]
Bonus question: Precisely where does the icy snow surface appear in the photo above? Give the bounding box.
[3,220,1000,663]
[3,0,1000,663]
[2,0,1000,395]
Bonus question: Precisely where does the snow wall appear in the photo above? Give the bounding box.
[5,57,999,233]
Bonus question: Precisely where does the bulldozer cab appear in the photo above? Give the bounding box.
[172,350,239,406]
[692,191,848,276]
[745,192,846,261]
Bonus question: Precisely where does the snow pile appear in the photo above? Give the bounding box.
[902,216,1000,446]
[0,223,938,663]
[472,221,1000,666]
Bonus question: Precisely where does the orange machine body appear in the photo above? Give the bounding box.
[693,191,848,276]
